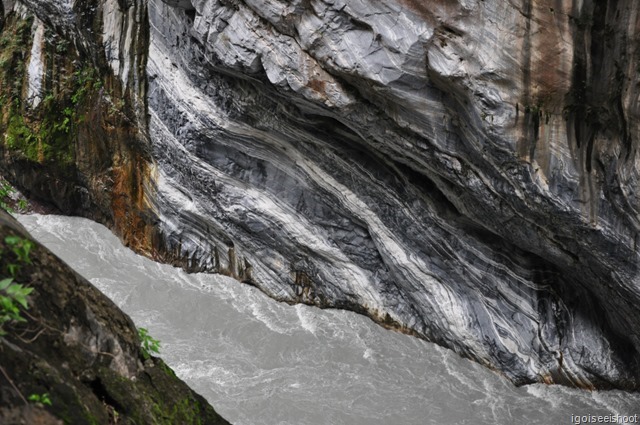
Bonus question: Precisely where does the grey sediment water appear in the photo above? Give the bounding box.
[18,214,640,425]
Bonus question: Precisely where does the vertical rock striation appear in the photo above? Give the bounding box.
[3,0,640,389]
[0,0,157,254]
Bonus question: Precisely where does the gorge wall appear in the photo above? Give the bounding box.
[2,0,640,390]
[0,210,230,424]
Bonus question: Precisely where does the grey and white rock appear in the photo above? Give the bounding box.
[7,0,640,389]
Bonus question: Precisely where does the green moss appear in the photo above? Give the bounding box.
[6,114,38,160]
[37,102,76,165]
[149,395,205,425]
[0,15,33,159]
[159,360,177,378]
[0,17,101,167]
[0,15,32,105]
[169,396,204,425]
[71,67,102,105]
[92,360,227,424]
[3,104,75,166]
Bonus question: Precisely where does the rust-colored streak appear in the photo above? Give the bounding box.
[307,78,326,93]
[517,0,574,166]
[396,0,457,24]
[110,154,153,254]
[74,73,156,257]
[529,0,573,112]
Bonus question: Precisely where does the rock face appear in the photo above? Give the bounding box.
[0,0,155,255]
[2,0,640,389]
[0,210,230,424]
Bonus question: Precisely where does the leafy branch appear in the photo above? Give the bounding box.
[28,392,52,406]
[138,327,160,360]
[0,278,33,336]
[0,235,34,336]
[0,180,29,214]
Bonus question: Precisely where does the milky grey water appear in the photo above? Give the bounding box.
[17,214,640,425]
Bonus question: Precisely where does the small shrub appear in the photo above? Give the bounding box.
[17,199,27,212]
[0,182,15,213]
[138,327,161,360]
[0,277,33,336]
[0,235,34,335]
[28,393,52,406]
[5,236,33,264]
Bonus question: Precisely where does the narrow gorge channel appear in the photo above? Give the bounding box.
[3,0,640,420]
[18,214,640,425]
[3,0,640,392]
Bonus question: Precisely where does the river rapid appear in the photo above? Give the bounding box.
[18,214,640,425]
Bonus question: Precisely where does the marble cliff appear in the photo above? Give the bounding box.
[1,0,640,389]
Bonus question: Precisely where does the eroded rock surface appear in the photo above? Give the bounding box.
[3,0,640,389]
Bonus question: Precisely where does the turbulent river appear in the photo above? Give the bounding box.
[18,214,640,425]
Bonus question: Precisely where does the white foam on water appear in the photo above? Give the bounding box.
[89,277,131,306]
[173,362,236,386]
[295,304,318,335]
[17,214,640,425]
[525,384,564,409]
[245,298,292,335]
[363,347,375,362]
[591,390,631,417]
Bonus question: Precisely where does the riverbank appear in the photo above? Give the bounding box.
[0,210,230,424]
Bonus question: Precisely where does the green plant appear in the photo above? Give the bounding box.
[55,39,69,54]
[0,182,15,213]
[0,277,33,336]
[71,88,84,105]
[53,107,74,134]
[138,327,160,360]
[17,199,27,211]
[71,67,101,105]
[5,114,39,161]
[0,34,11,48]
[42,93,55,105]
[28,392,52,406]
[0,235,34,336]
[2,235,33,281]
[5,235,33,268]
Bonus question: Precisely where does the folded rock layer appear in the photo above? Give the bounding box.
[2,0,640,389]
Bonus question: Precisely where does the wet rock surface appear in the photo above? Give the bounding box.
[145,0,640,389]
[3,0,640,389]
